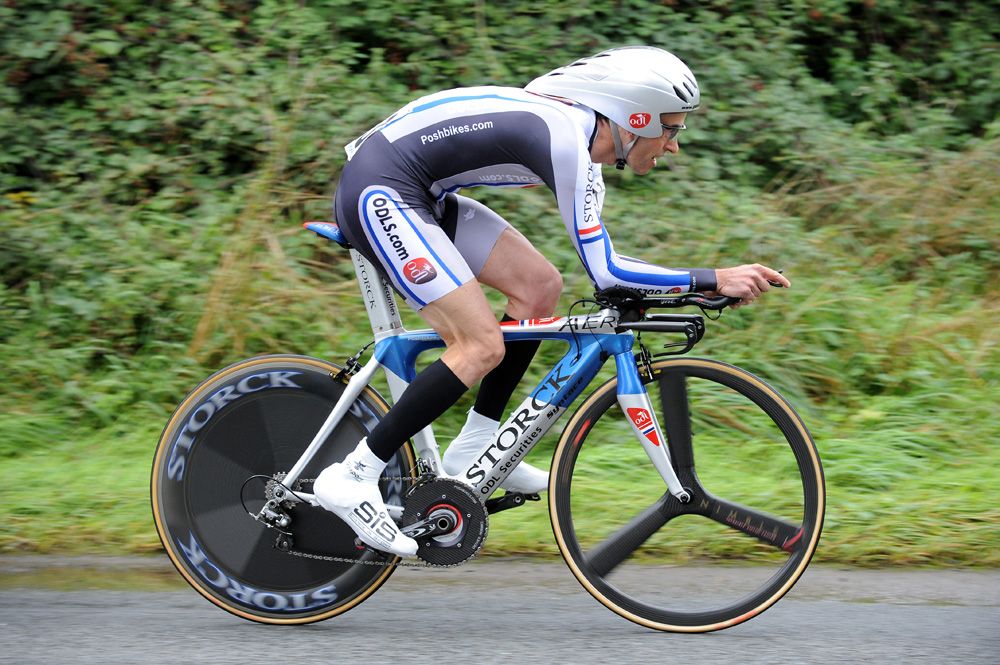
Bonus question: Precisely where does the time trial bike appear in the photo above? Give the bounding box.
[150,220,825,633]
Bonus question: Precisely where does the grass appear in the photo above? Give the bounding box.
[1,402,997,566]
[1,334,997,566]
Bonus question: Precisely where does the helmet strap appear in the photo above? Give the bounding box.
[611,123,627,170]
[610,124,637,170]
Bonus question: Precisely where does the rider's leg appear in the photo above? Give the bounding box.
[474,226,563,417]
[442,224,563,493]
[323,161,524,555]
[315,280,505,556]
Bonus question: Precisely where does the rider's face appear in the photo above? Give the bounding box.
[624,112,687,175]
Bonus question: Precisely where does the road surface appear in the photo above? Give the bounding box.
[0,556,997,664]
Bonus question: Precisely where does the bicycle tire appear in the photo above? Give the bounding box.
[151,354,415,624]
[550,357,824,632]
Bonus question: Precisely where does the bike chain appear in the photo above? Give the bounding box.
[275,475,480,569]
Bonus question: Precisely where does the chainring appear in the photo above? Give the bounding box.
[401,477,488,567]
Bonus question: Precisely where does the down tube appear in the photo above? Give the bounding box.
[467,336,621,500]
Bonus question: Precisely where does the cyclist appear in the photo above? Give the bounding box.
[313,46,790,556]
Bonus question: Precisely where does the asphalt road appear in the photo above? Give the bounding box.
[0,557,997,665]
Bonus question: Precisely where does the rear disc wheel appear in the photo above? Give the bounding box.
[151,355,415,624]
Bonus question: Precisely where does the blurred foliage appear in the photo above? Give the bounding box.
[1,1,998,560]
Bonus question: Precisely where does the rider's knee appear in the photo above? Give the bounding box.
[454,327,505,379]
[476,329,506,373]
[516,262,562,316]
[538,265,563,312]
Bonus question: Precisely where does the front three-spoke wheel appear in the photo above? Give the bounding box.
[550,358,824,632]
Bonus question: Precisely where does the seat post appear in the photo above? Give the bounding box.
[350,249,404,335]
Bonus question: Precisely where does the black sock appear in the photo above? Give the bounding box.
[473,314,541,421]
[366,359,468,462]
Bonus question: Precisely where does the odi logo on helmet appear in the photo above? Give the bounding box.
[629,112,652,129]
[403,257,437,284]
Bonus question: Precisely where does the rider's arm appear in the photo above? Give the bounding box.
[548,139,717,295]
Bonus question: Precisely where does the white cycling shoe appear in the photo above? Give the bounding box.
[313,439,418,557]
[442,410,549,494]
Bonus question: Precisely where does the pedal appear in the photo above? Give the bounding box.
[485,491,540,514]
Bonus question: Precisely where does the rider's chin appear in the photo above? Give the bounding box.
[631,160,653,175]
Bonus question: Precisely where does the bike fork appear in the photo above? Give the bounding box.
[614,353,691,503]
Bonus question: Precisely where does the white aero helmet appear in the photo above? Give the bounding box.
[526,47,699,168]
[525,46,700,138]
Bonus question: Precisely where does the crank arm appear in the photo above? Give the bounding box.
[485,491,540,514]
[400,513,457,540]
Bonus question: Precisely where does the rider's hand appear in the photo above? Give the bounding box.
[714,264,790,308]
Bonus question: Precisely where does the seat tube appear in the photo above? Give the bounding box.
[613,352,691,502]
[354,241,447,471]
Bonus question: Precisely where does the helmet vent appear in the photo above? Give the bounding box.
[673,85,689,102]
[682,81,695,96]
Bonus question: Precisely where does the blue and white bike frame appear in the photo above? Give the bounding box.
[283,223,691,514]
